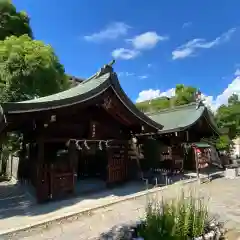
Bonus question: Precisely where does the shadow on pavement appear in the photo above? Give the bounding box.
[0,171,200,221]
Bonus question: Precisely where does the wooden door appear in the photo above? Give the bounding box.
[107,143,128,185]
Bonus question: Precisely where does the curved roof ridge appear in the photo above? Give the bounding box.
[147,102,199,116]
[0,61,164,132]
[109,72,163,130]
[15,72,109,104]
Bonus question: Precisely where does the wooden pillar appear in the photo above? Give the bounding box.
[68,140,78,190]
[68,140,78,174]
[19,134,27,181]
[0,132,6,174]
[36,137,49,203]
[37,137,44,164]
[29,141,35,185]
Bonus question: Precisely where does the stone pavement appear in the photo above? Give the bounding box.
[0,172,199,237]
[3,176,240,240]
[0,179,35,219]
[0,179,201,240]
[0,181,147,235]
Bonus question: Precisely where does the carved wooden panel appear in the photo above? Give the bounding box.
[50,171,74,199]
[102,95,133,126]
[107,143,128,184]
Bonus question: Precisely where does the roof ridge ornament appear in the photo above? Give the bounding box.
[96,60,116,78]
[195,89,204,109]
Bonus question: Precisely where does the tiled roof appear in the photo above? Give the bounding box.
[0,64,163,131]
[147,103,219,134]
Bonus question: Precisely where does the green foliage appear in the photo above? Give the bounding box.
[136,97,171,113]
[0,35,70,102]
[215,94,240,140]
[136,84,197,113]
[0,0,33,40]
[0,132,20,176]
[138,190,208,239]
[174,85,197,106]
[215,135,232,151]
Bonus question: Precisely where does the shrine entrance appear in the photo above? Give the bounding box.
[77,147,108,181]
[75,140,129,194]
[75,145,108,194]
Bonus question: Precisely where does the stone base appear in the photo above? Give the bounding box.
[225,168,238,179]
[99,219,226,240]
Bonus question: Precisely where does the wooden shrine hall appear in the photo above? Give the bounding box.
[0,61,163,202]
[139,103,221,173]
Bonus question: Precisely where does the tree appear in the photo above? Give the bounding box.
[173,84,197,106]
[215,94,240,140]
[215,135,232,151]
[0,35,70,102]
[136,97,171,112]
[228,93,239,106]
[136,84,197,112]
[0,0,33,40]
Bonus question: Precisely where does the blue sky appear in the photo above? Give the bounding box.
[13,0,240,109]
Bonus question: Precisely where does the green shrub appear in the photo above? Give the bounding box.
[137,190,208,239]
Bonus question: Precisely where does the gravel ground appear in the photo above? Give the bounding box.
[2,177,240,240]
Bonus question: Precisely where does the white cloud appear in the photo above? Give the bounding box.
[172,28,236,60]
[112,31,168,60]
[118,72,135,77]
[136,89,161,102]
[127,32,168,50]
[84,22,130,42]
[234,68,240,76]
[182,22,192,29]
[159,88,176,98]
[138,75,149,79]
[203,76,240,111]
[112,48,139,60]
[136,88,175,102]
[136,77,240,112]
[172,48,194,60]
